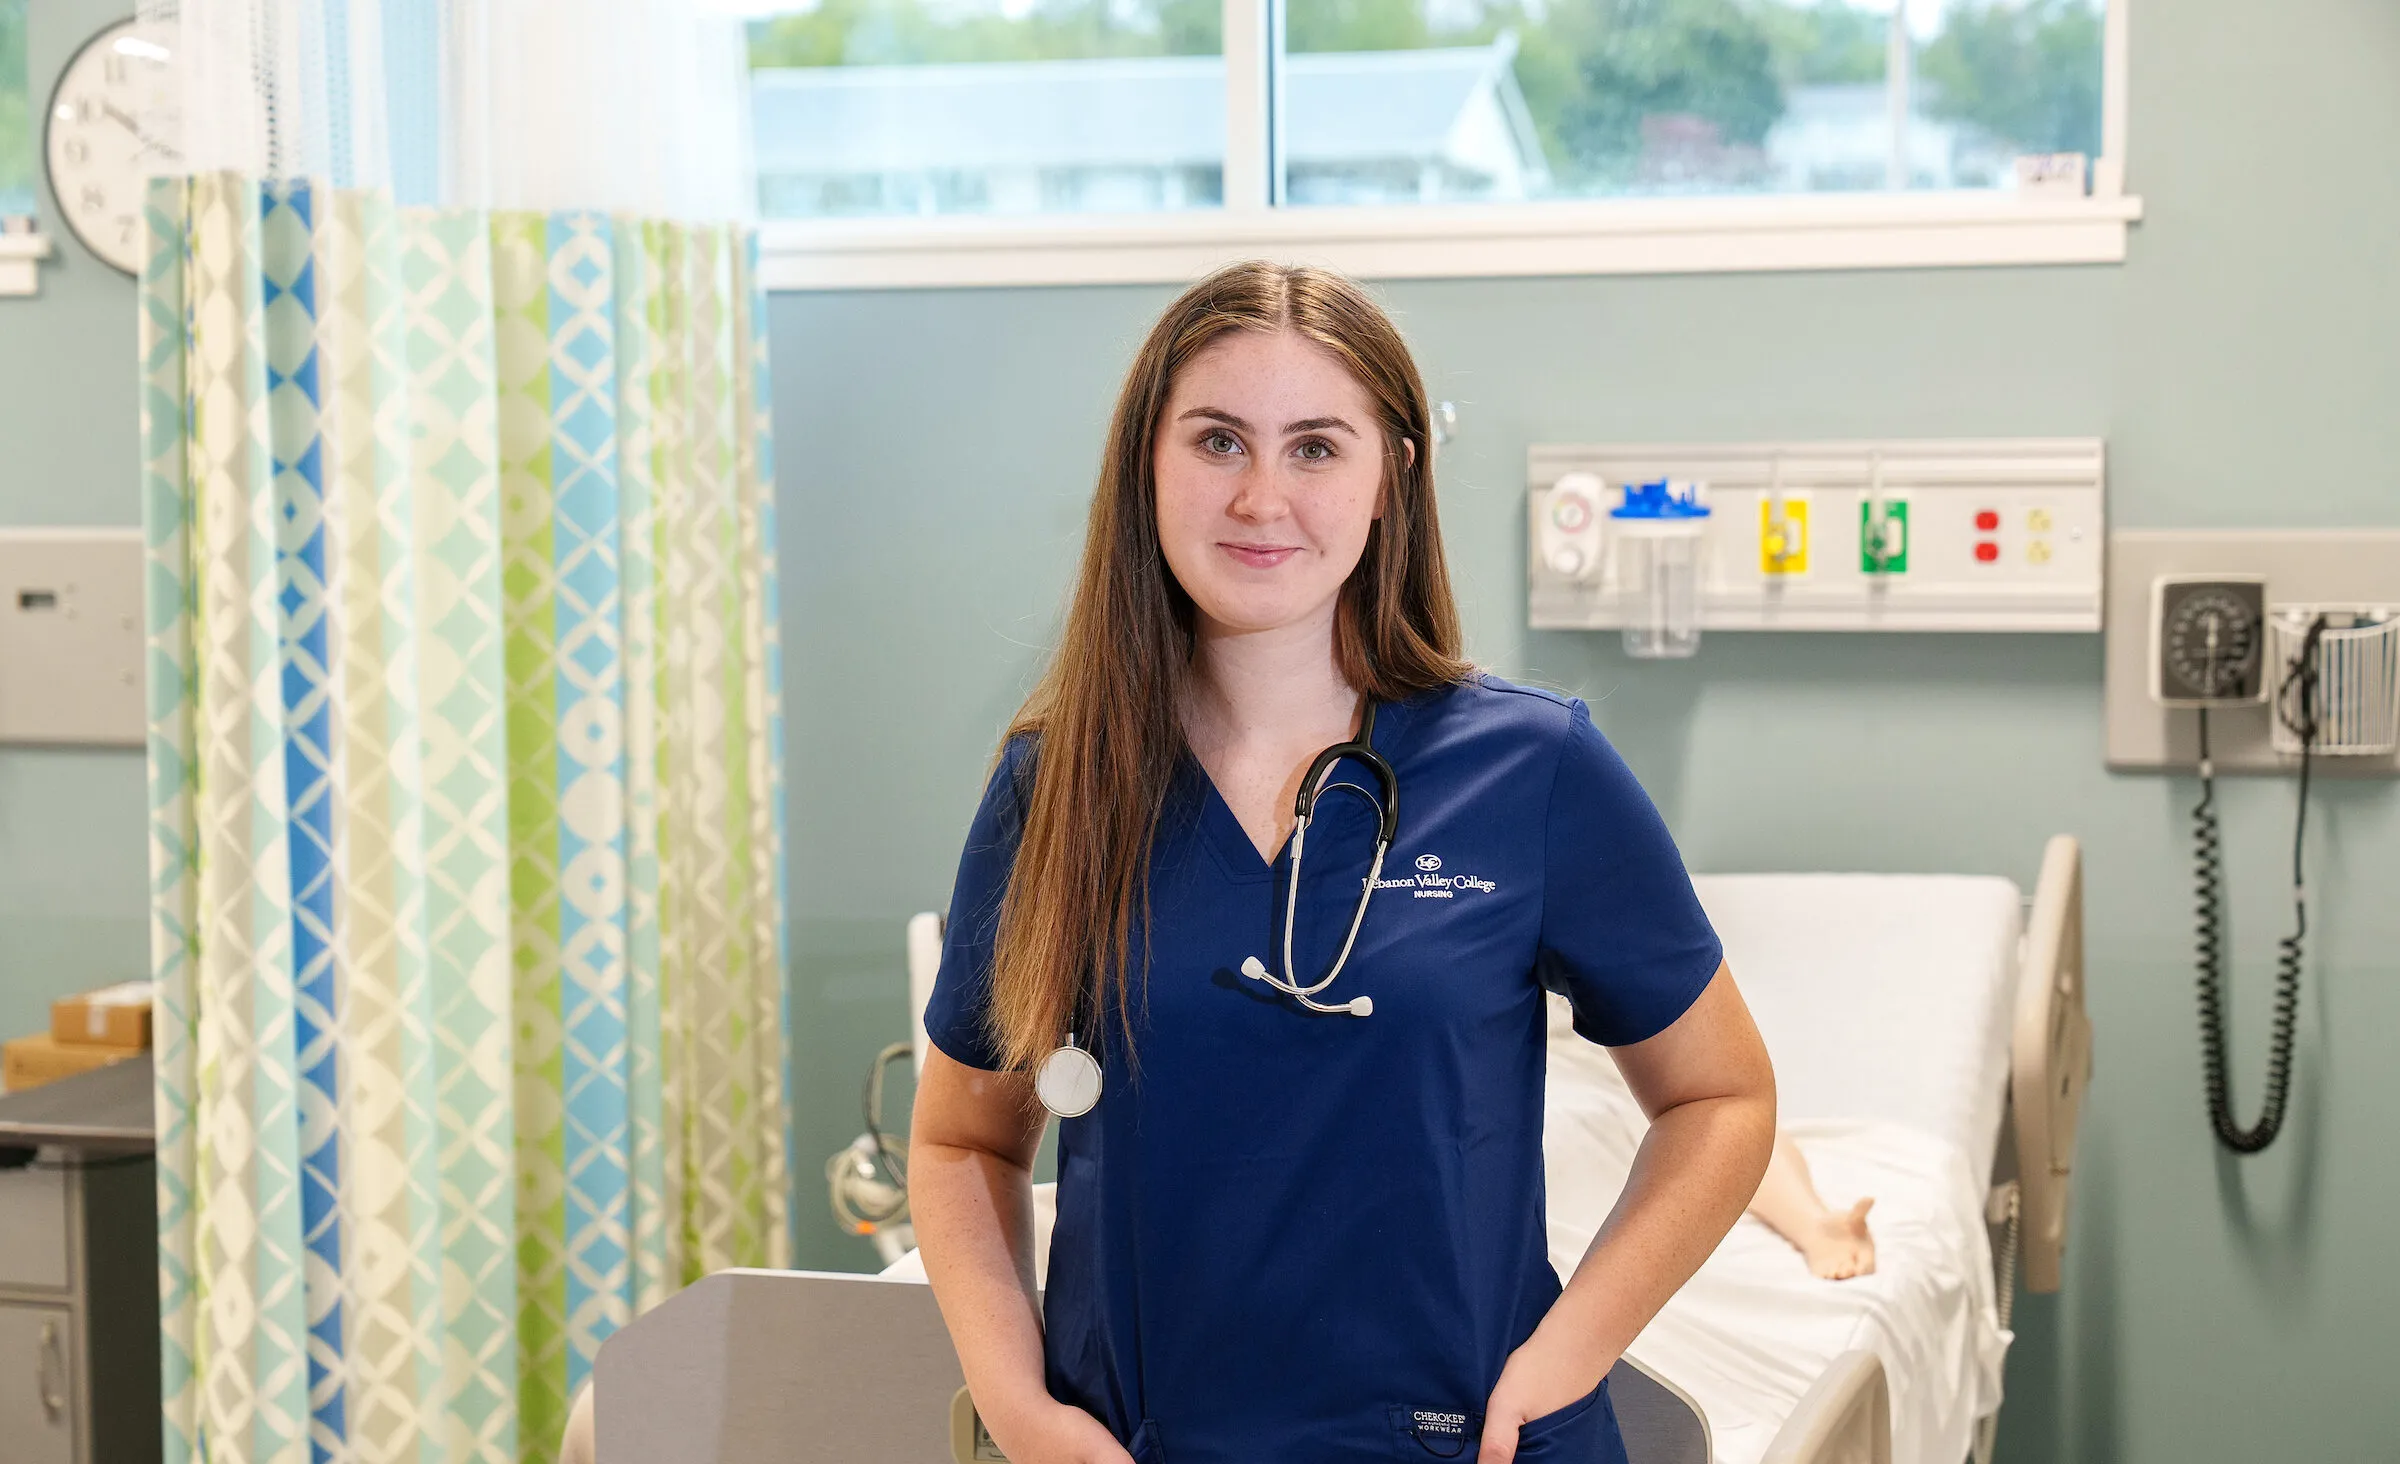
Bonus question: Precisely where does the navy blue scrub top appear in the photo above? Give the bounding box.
[924,675,1724,1464]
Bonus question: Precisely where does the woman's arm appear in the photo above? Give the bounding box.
[911,1048,1136,1464]
[1478,963,1777,1464]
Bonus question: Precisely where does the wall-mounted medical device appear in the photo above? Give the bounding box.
[2104,531,2400,1158]
[0,528,145,746]
[2106,531,2400,775]
[827,1039,916,1265]
[1529,438,2106,655]
[821,912,948,1266]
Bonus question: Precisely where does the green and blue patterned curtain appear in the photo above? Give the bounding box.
[139,174,789,1464]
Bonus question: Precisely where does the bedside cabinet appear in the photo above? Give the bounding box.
[0,1156,159,1464]
[0,1056,162,1464]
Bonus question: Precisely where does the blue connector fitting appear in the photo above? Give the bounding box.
[1610,478,1712,519]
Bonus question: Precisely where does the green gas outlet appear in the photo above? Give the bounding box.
[1860,500,1909,573]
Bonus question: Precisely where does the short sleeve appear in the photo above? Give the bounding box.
[1536,700,1723,1047]
[921,734,1038,1072]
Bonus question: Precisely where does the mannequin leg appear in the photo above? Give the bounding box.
[1746,1131,1876,1280]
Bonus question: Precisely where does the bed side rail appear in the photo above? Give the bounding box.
[2012,834,2091,1294]
[1759,1348,1890,1464]
[1612,1353,1710,1464]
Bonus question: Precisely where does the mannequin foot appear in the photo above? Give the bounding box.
[1794,1197,1877,1280]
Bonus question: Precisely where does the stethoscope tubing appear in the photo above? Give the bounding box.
[1248,703,1395,1017]
[1264,790,1389,1008]
[1039,703,1398,1115]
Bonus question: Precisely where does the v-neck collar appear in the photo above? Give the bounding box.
[1181,692,1422,887]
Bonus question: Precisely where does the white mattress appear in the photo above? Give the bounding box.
[1545,991,2009,1464]
[1690,873,2023,1181]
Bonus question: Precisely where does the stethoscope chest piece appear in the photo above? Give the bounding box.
[1035,1042,1103,1119]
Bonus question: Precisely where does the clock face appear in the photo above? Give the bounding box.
[43,21,180,276]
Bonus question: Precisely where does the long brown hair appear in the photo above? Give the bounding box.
[983,260,1470,1073]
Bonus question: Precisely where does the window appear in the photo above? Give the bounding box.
[1280,0,2102,206]
[749,0,2132,288]
[748,0,1227,220]
[1,0,33,219]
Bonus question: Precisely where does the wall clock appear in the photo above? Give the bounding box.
[42,20,179,276]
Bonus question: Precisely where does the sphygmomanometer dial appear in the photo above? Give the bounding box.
[2165,588,2260,698]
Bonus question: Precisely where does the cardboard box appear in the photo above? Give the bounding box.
[50,980,153,1050]
[3,1033,138,1093]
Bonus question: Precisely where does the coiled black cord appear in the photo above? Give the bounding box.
[2192,614,2327,1154]
[860,1040,910,1205]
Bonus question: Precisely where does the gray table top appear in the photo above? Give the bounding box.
[0,1053,155,1154]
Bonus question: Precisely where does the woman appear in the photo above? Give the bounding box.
[913,261,1776,1464]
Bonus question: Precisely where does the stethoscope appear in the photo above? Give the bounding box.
[1035,704,1399,1119]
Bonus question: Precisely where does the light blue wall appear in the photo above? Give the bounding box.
[770,3,2400,1461]
[0,0,147,1046]
[0,0,2393,1458]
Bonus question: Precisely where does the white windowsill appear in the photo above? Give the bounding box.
[0,234,54,297]
[757,190,2143,292]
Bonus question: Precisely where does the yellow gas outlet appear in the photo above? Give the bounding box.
[1760,496,1810,575]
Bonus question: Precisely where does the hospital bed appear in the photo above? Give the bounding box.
[585,836,2088,1464]
[1548,836,2092,1464]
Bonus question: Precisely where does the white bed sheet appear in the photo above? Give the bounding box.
[1690,874,2023,1182]
[1545,1002,2009,1464]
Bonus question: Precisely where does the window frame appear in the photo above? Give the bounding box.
[757,0,2136,292]
[2,0,40,294]
[0,233,48,296]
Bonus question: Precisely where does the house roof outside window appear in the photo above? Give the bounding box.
[750,41,2007,218]
[751,41,1550,215]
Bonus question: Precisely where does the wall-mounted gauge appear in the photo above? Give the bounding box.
[2150,575,2268,707]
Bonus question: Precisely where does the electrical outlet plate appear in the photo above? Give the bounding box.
[0,529,146,747]
[1527,439,2105,633]
[2107,531,2400,775]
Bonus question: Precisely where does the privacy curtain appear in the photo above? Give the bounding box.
[138,172,789,1462]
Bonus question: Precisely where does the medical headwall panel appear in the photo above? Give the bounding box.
[1527,439,2105,635]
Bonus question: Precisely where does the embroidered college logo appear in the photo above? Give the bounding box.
[1379,853,1498,900]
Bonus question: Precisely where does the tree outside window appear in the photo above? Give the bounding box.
[744,0,2105,219]
[1,0,34,218]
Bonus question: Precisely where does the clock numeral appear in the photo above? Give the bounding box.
[63,138,89,166]
[118,216,139,247]
[105,53,129,86]
[81,186,108,215]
